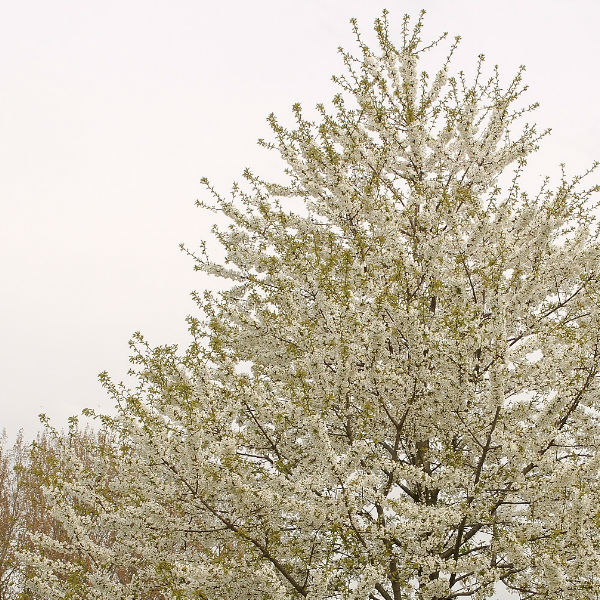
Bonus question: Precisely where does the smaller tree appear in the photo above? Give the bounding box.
[0,431,28,599]
[18,421,161,599]
[0,425,137,599]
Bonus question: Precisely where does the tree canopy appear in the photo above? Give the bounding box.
[21,10,600,600]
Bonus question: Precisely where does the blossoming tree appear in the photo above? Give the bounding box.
[22,10,600,600]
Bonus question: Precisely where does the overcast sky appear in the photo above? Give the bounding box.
[2,0,599,441]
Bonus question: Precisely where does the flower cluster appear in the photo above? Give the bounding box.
[21,10,600,600]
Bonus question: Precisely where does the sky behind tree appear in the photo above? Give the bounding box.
[1,0,599,447]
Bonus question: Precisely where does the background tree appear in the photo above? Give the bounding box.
[0,426,133,599]
[17,423,138,600]
[21,10,600,600]
[0,431,27,599]
[0,428,94,599]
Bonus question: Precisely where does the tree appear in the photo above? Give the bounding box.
[21,10,600,600]
[17,424,135,600]
[0,427,122,599]
[0,431,27,599]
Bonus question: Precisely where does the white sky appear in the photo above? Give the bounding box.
[1,0,599,438]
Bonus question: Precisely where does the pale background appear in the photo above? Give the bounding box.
[2,0,598,429]
[2,2,598,596]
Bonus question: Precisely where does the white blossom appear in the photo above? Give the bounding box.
[22,9,600,600]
